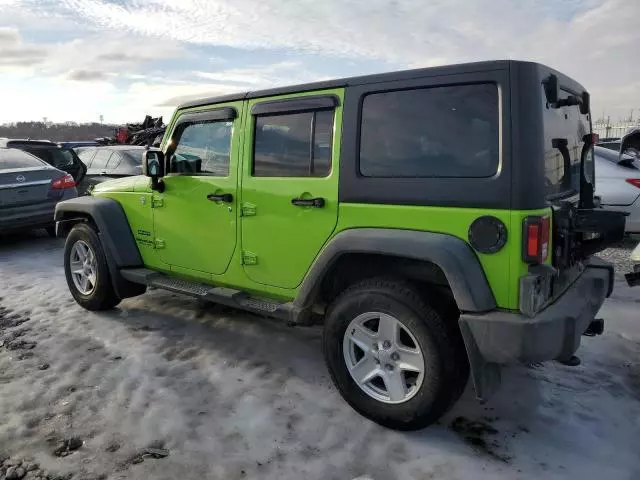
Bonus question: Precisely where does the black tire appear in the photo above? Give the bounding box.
[45,225,57,238]
[64,223,121,311]
[323,277,469,430]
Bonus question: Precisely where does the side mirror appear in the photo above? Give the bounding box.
[142,149,165,192]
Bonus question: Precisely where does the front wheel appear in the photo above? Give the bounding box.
[323,277,469,430]
[64,223,121,311]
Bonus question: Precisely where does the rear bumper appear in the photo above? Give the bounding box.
[0,205,56,232]
[459,258,613,365]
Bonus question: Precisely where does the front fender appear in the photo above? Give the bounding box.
[55,196,142,267]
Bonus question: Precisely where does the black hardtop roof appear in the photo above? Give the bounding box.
[177,59,584,111]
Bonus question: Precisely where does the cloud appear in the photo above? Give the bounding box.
[37,0,634,119]
[194,61,303,86]
[0,26,47,67]
[0,0,638,121]
[67,69,111,81]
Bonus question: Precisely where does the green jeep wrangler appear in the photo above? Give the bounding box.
[55,60,626,430]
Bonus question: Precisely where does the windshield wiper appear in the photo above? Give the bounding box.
[542,74,590,115]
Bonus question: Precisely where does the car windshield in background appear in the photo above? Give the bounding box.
[0,148,47,169]
[122,150,144,164]
[598,141,621,151]
[23,147,77,169]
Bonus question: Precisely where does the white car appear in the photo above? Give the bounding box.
[595,145,640,233]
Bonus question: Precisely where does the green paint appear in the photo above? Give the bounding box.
[94,177,159,269]
[240,89,344,289]
[91,87,549,312]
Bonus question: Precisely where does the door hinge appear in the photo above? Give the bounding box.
[241,251,258,265]
[241,202,256,216]
[154,239,165,249]
[152,197,164,208]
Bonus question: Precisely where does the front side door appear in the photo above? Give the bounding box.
[240,90,343,289]
[152,102,242,278]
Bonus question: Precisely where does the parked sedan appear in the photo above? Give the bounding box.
[595,145,640,233]
[75,145,145,195]
[0,139,87,183]
[0,148,77,236]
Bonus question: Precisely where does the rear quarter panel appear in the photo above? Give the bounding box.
[333,204,552,310]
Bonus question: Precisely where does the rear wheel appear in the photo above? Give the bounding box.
[64,223,121,311]
[323,277,469,430]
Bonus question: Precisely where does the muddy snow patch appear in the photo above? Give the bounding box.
[0,234,639,479]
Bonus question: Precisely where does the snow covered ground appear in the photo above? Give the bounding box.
[0,232,638,480]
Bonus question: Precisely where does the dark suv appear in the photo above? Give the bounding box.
[0,139,86,183]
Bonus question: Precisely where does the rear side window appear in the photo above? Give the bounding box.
[359,84,499,178]
[0,149,46,169]
[24,148,76,168]
[253,110,333,177]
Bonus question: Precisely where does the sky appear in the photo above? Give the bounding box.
[0,0,638,125]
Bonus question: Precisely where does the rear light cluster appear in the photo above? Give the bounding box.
[523,216,550,264]
[626,179,640,189]
[51,174,76,190]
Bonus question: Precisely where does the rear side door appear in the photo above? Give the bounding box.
[240,90,343,288]
[152,102,242,278]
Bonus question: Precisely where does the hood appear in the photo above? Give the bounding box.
[91,175,141,194]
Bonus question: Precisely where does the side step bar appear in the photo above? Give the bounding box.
[120,268,306,324]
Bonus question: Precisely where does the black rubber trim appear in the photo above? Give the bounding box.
[175,107,237,124]
[295,228,496,313]
[251,95,339,116]
[54,196,142,267]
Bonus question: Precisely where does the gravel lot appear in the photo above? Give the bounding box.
[0,232,638,480]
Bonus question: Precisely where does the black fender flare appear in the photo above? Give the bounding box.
[295,228,496,313]
[54,196,145,298]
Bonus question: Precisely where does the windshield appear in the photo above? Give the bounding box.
[542,88,592,199]
[121,150,144,164]
[23,147,78,169]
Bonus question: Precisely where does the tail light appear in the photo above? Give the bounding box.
[523,216,550,264]
[626,179,640,189]
[51,174,76,189]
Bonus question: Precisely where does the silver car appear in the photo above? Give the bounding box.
[595,145,640,233]
[0,148,78,236]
